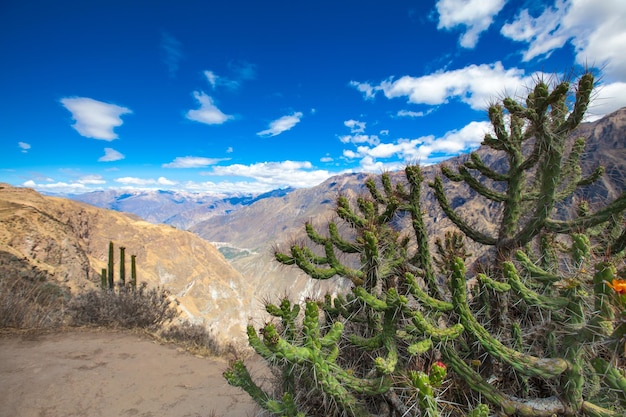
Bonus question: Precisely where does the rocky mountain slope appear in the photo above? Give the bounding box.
[0,185,256,342]
[72,187,294,230]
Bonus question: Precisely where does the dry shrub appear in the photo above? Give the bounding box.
[160,321,226,356]
[68,282,178,330]
[0,275,69,329]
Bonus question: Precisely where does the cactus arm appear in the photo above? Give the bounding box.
[451,259,569,379]
[591,357,626,399]
[224,360,307,417]
[502,262,569,309]
[442,165,507,202]
[514,251,561,283]
[328,222,359,253]
[336,195,366,228]
[576,166,604,187]
[430,176,497,246]
[405,272,453,311]
[580,401,622,417]
[443,346,569,417]
[464,152,509,182]
[560,73,594,134]
[477,273,511,292]
[442,345,517,415]
[403,165,440,296]
[408,309,464,340]
[546,193,626,234]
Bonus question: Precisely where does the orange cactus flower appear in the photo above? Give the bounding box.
[607,279,626,294]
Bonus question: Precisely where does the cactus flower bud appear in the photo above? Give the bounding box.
[429,361,447,387]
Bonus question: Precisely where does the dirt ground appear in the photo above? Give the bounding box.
[0,328,268,417]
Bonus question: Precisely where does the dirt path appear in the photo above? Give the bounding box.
[0,329,266,417]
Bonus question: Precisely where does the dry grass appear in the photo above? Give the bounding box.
[0,275,69,329]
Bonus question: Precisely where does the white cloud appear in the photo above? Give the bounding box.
[397,110,425,118]
[206,160,334,188]
[320,155,334,163]
[257,112,303,137]
[23,180,90,194]
[342,120,490,168]
[60,97,132,140]
[349,81,377,100]
[204,70,218,88]
[339,134,380,146]
[186,91,233,125]
[98,147,125,162]
[436,0,506,48]
[162,156,228,168]
[77,175,106,185]
[226,146,234,153]
[355,62,536,110]
[18,142,31,153]
[344,119,366,133]
[501,0,626,81]
[115,176,177,186]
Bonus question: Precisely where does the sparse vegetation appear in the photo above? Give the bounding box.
[67,282,178,329]
[225,73,626,416]
[0,272,69,329]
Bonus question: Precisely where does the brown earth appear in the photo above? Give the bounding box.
[0,329,267,417]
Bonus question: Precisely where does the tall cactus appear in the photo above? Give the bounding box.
[225,73,626,416]
[107,241,114,289]
[119,246,126,286]
[101,242,138,290]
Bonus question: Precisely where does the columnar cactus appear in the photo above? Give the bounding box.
[225,73,626,416]
[101,242,138,290]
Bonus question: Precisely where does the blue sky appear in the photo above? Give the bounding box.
[1,0,625,195]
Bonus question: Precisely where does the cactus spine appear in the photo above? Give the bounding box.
[226,73,626,416]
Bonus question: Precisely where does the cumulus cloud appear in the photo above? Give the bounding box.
[206,160,334,188]
[115,176,177,186]
[18,142,31,153]
[257,112,303,137]
[352,62,537,110]
[186,91,233,125]
[342,120,490,168]
[60,97,132,140]
[161,32,184,77]
[162,156,228,168]
[344,119,366,133]
[436,0,506,48]
[501,0,626,81]
[98,147,125,162]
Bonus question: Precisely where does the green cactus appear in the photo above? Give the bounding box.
[102,242,138,290]
[107,241,114,289]
[226,72,626,416]
[119,246,126,286]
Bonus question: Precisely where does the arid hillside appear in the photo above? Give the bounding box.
[0,185,256,343]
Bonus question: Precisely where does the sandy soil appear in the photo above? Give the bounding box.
[0,329,267,417]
